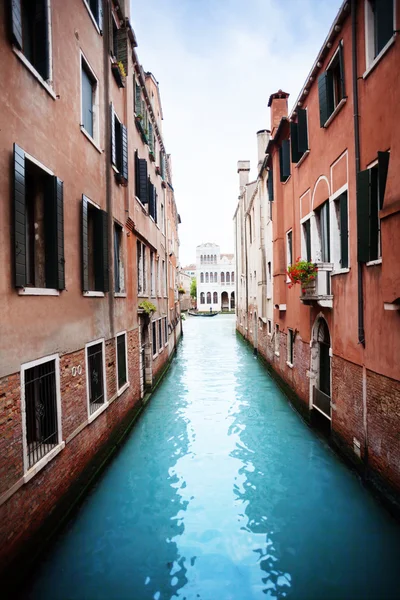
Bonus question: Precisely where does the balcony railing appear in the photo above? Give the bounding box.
[300,262,333,308]
[313,386,331,419]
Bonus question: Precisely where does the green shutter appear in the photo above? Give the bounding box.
[338,43,345,100]
[94,210,109,292]
[356,169,370,262]
[82,195,89,291]
[135,151,140,197]
[135,82,141,115]
[110,103,116,165]
[13,143,26,288]
[297,108,308,154]
[339,192,348,268]
[377,150,390,209]
[45,176,65,290]
[290,122,302,163]
[318,71,333,127]
[11,0,23,49]
[149,122,154,152]
[116,24,128,74]
[121,124,128,181]
[369,168,379,261]
[267,168,274,201]
[279,139,290,181]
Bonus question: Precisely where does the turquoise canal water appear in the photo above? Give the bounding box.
[26,315,400,600]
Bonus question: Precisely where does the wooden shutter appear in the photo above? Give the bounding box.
[267,168,274,202]
[121,124,128,181]
[369,168,379,261]
[318,71,333,127]
[82,195,89,291]
[279,140,290,181]
[94,209,109,292]
[290,122,302,163]
[376,0,394,55]
[377,151,390,209]
[110,103,116,165]
[297,108,308,154]
[45,177,65,290]
[339,192,348,268]
[148,181,155,218]
[11,0,23,49]
[135,82,141,115]
[356,170,370,262]
[116,24,128,74]
[338,43,345,100]
[139,159,148,203]
[13,143,26,287]
[34,1,49,81]
[135,151,140,197]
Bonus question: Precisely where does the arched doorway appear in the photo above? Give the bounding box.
[221,291,229,312]
[230,291,235,309]
[310,316,331,421]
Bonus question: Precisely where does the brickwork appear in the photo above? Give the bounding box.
[0,373,23,495]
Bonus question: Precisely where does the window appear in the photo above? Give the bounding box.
[158,319,162,351]
[357,153,389,262]
[162,260,166,296]
[111,107,128,183]
[200,292,205,304]
[207,292,211,304]
[334,192,349,268]
[290,108,309,163]
[221,272,225,284]
[318,44,345,127]
[215,272,218,283]
[315,201,330,262]
[81,56,99,142]
[275,324,280,355]
[213,291,218,303]
[200,255,203,264]
[210,273,213,283]
[137,241,147,295]
[302,219,311,262]
[152,321,157,357]
[164,317,168,345]
[150,251,155,296]
[111,18,128,79]
[231,272,234,283]
[279,139,291,182]
[200,272,204,283]
[365,0,394,67]
[148,181,157,221]
[86,340,106,417]
[134,80,141,115]
[114,223,124,293]
[205,272,209,283]
[13,145,65,291]
[22,355,61,470]
[267,168,274,201]
[84,0,102,30]
[11,0,51,81]
[116,332,128,391]
[161,202,165,234]
[287,329,294,365]
[268,320,272,335]
[82,196,109,293]
[135,151,148,204]
[226,272,230,283]
[286,230,293,272]
[248,214,252,243]
[267,262,272,298]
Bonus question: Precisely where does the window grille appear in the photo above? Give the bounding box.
[87,343,105,415]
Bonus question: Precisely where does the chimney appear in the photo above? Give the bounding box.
[257,130,270,170]
[268,90,289,136]
[237,160,250,190]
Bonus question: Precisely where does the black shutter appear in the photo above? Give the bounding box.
[297,108,308,154]
[377,150,390,209]
[290,122,302,163]
[82,195,89,291]
[267,168,274,201]
[110,104,116,165]
[154,191,158,223]
[279,140,290,181]
[338,43,345,100]
[376,0,394,55]
[356,169,370,262]
[34,1,49,81]
[139,158,148,203]
[304,219,311,262]
[121,124,128,181]
[45,177,65,290]
[116,24,128,74]
[148,181,155,218]
[11,0,23,49]
[135,151,140,197]
[318,71,333,127]
[13,143,26,287]
[369,167,379,261]
[339,192,348,268]
[94,209,109,292]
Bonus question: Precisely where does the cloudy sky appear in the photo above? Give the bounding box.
[131,0,342,266]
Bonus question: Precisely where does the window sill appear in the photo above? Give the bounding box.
[83,291,105,297]
[295,150,310,169]
[152,353,158,360]
[114,292,127,298]
[117,381,130,397]
[282,175,291,186]
[82,0,102,34]
[138,294,149,298]
[81,126,103,153]
[366,258,382,267]
[323,98,347,129]
[286,361,294,369]
[331,267,350,277]
[13,47,57,100]
[23,442,65,484]
[18,287,60,296]
[88,402,109,424]
[363,36,396,80]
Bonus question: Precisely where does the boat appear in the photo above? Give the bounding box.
[188,310,218,317]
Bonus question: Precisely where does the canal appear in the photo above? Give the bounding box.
[26,315,400,600]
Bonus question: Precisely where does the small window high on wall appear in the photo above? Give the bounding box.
[11,0,51,81]
[365,0,394,68]
[318,43,345,127]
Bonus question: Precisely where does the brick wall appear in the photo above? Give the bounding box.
[0,373,23,495]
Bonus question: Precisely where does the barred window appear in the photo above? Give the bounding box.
[116,332,127,391]
[86,341,106,416]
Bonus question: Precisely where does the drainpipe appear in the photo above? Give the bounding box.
[351,0,365,347]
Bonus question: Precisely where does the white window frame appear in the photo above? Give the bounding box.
[20,353,64,482]
[267,319,272,336]
[286,229,293,282]
[164,317,168,347]
[137,241,148,297]
[152,320,158,359]
[114,221,125,295]
[80,51,100,149]
[275,324,280,356]
[287,328,294,367]
[85,338,108,422]
[115,331,129,395]
[82,0,102,34]
[329,184,350,273]
[364,0,396,76]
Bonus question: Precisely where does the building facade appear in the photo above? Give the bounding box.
[196,243,235,312]
[234,0,400,507]
[0,0,181,572]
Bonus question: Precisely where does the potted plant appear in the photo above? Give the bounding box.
[138,300,157,318]
[178,286,185,295]
[111,60,126,88]
[287,258,318,294]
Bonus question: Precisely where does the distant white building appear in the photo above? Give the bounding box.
[182,264,196,279]
[196,243,235,312]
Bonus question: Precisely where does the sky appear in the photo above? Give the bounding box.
[130,0,343,266]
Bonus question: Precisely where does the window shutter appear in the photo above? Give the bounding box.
[338,43,345,100]
[297,108,308,154]
[139,158,148,203]
[369,167,379,261]
[154,191,158,223]
[97,0,103,32]
[121,124,128,181]
[267,168,274,202]
[290,122,302,163]
[13,143,26,288]
[114,226,120,293]
[318,71,333,127]
[377,151,390,209]
[304,219,311,262]
[135,81,141,114]
[11,0,23,49]
[82,195,89,291]
[110,104,116,165]
[34,1,49,81]
[376,0,394,55]
[148,181,155,218]
[135,151,140,197]
[82,67,94,138]
[279,139,290,181]
[45,177,65,290]
[356,169,370,262]
[149,122,154,152]
[116,24,128,74]
[339,192,348,268]
[94,210,109,292]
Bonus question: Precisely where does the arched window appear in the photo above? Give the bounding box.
[210,273,213,283]
[221,272,225,284]
[207,254,210,262]
[226,272,230,283]
[214,255,217,263]
[213,291,218,303]
[200,292,205,304]
[207,292,211,304]
[200,272,204,283]
[205,272,209,283]
[231,272,235,283]
[214,272,218,283]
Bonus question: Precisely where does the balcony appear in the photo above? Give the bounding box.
[300,263,333,308]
